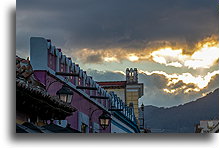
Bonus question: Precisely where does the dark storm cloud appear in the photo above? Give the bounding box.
[168,80,196,91]
[17,0,219,57]
[139,73,198,107]
[139,73,168,90]
[86,54,103,64]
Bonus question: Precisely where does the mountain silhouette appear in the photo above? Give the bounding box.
[143,88,219,133]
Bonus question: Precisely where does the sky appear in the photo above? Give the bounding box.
[16,0,219,107]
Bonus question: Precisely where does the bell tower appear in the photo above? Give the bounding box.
[125,68,143,125]
[126,68,138,84]
[97,68,144,127]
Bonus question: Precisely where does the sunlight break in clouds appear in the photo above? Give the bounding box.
[150,36,219,69]
[146,36,219,69]
[104,57,118,62]
[127,54,139,62]
[139,70,219,94]
[75,36,219,69]
[74,48,150,64]
[151,48,186,67]
[113,70,126,75]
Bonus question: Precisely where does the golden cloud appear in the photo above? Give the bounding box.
[74,35,219,69]
[74,47,151,63]
[139,70,219,94]
[150,36,219,69]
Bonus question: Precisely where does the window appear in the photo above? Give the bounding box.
[78,78,81,85]
[48,54,53,68]
[60,64,64,72]
[81,123,88,133]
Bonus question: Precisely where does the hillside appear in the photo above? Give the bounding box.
[143,88,219,133]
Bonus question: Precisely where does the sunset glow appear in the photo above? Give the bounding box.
[16,0,219,134]
[150,38,219,69]
[104,57,118,62]
[127,54,139,62]
[151,48,186,67]
[140,70,219,94]
[75,36,219,71]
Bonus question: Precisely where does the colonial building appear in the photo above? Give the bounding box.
[24,37,139,133]
[98,68,144,125]
[16,56,78,133]
[195,120,219,133]
[30,37,112,133]
[109,92,139,133]
[138,103,145,132]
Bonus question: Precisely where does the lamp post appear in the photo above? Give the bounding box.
[46,72,74,104]
[99,111,111,130]
[45,76,75,125]
[56,85,74,104]
[89,109,111,133]
[48,71,112,132]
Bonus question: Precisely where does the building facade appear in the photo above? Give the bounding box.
[16,56,78,133]
[26,37,139,133]
[195,120,219,133]
[98,68,144,125]
[109,92,139,133]
[126,68,144,123]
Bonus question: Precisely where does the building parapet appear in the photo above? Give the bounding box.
[30,37,111,112]
[16,56,77,122]
[29,37,139,133]
[109,91,136,123]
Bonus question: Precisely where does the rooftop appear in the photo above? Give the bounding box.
[97,81,127,88]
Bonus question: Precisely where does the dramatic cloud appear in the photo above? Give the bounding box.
[16,0,219,107]
[151,36,219,69]
[74,36,219,70]
[140,70,219,92]
[138,73,199,107]
[86,69,219,107]
[73,48,151,64]
[16,0,219,58]
[138,70,219,106]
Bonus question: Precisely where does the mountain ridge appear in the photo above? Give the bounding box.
[143,88,219,133]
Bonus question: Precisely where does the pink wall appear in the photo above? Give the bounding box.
[48,53,56,71]
[34,70,110,133]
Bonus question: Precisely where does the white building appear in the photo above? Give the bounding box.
[196,120,219,133]
[109,92,140,133]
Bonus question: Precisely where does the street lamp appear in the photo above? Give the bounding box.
[99,111,111,130]
[89,109,111,132]
[56,85,74,104]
